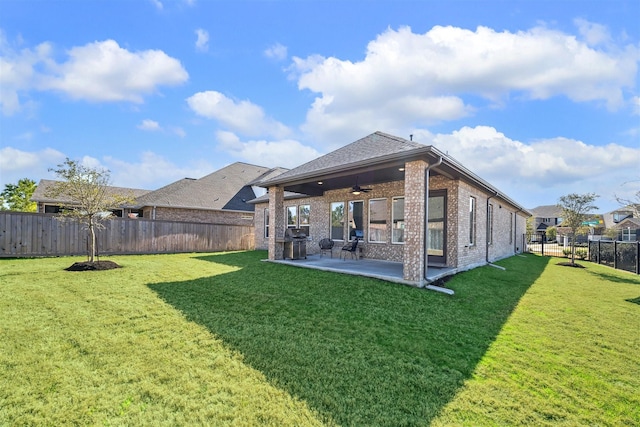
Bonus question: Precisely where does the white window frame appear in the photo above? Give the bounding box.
[469,196,476,246]
[368,198,388,243]
[391,196,405,244]
[264,208,269,238]
[330,202,345,241]
[299,204,310,236]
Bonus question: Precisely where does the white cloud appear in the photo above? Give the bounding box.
[170,126,186,138]
[42,40,188,103]
[410,125,640,211]
[186,90,291,138]
[574,18,611,46]
[216,130,320,168]
[150,0,163,10]
[292,24,639,142]
[0,33,52,115]
[0,146,66,186]
[103,151,212,188]
[195,29,209,52]
[137,119,162,131]
[264,43,287,61]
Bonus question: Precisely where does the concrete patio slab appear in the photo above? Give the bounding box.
[266,253,457,287]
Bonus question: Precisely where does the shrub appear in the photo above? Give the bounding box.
[562,248,572,257]
[575,248,588,260]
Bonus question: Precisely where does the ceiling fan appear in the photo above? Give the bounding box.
[351,177,372,195]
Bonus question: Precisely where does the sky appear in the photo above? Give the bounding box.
[1,0,639,213]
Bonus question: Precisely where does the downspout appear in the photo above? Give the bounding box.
[152,205,157,220]
[423,156,444,290]
[486,192,498,264]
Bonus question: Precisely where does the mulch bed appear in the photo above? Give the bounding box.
[65,261,122,271]
[556,261,586,268]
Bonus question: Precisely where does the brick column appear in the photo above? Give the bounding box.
[268,186,285,260]
[403,160,427,285]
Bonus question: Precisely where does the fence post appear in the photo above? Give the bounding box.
[637,242,639,275]
[598,240,601,265]
[613,241,617,270]
[541,232,545,256]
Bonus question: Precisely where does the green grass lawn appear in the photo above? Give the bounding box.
[1,252,638,426]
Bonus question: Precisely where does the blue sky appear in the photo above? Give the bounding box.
[1,0,638,213]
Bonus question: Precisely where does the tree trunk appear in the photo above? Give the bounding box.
[88,218,96,263]
[570,232,576,265]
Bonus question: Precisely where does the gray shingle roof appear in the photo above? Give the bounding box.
[263,131,425,184]
[31,179,151,204]
[529,205,564,218]
[133,162,274,211]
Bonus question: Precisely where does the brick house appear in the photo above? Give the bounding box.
[33,162,286,227]
[32,179,151,217]
[132,162,284,225]
[251,132,530,286]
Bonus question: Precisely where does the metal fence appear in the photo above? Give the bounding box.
[525,232,639,275]
[588,240,640,275]
[0,211,255,258]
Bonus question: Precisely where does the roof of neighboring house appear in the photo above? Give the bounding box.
[529,205,563,218]
[31,179,151,204]
[133,162,276,212]
[612,217,640,228]
[260,131,531,215]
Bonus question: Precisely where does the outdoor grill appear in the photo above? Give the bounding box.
[284,228,307,260]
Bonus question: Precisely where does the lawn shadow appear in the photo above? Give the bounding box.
[626,296,640,305]
[585,268,640,285]
[148,251,548,426]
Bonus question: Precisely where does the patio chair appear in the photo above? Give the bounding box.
[319,238,334,257]
[341,239,359,260]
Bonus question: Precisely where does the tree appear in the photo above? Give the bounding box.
[557,193,598,265]
[45,158,133,263]
[1,178,37,212]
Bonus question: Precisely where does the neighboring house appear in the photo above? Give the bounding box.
[33,162,287,227]
[131,162,284,226]
[253,131,530,286]
[529,205,563,232]
[602,206,638,229]
[31,179,150,217]
[603,206,640,241]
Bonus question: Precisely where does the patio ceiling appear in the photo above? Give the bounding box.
[275,152,458,197]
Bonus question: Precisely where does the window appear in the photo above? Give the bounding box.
[469,196,476,246]
[264,208,270,238]
[509,212,513,244]
[348,200,364,240]
[286,206,297,228]
[392,197,404,243]
[488,204,494,245]
[299,204,310,236]
[330,202,345,240]
[369,198,388,243]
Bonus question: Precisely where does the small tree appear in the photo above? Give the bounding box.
[557,193,598,265]
[45,158,133,263]
[1,178,37,212]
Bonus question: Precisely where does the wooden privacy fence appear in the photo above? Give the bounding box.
[0,212,255,257]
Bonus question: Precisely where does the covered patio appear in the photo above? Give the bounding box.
[266,254,457,290]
